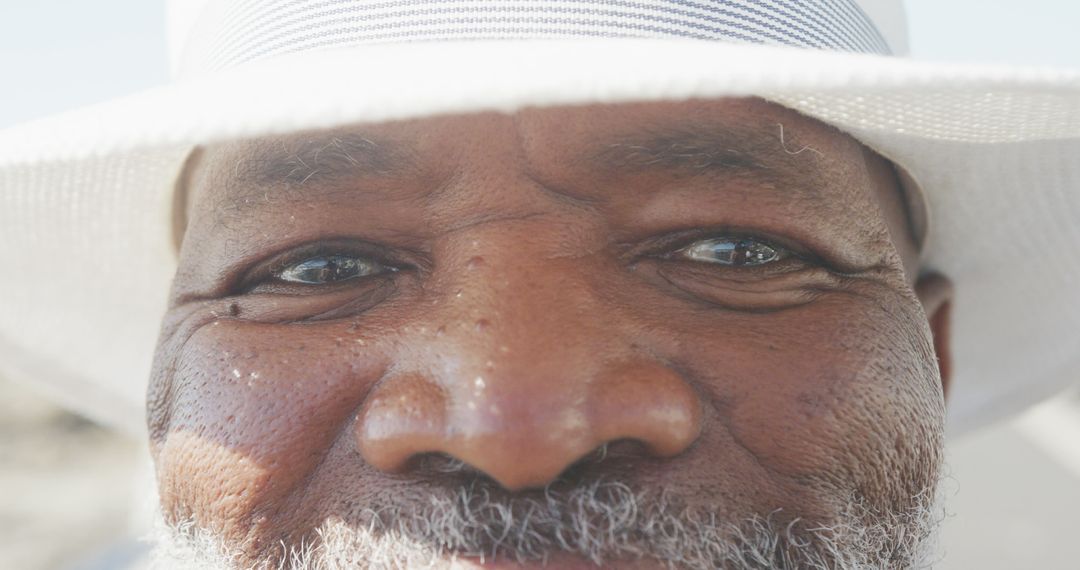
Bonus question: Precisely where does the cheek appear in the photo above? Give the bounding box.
[678,287,943,507]
[153,319,391,535]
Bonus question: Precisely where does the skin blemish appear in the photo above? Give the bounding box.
[228,302,241,317]
[467,256,485,270]
[475,319,491,332]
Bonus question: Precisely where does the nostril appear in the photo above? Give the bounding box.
[408,452,477,476]
[540,439,647,483]
[410,441,655,490]
[566,439,657,472]
[590,439,651,462]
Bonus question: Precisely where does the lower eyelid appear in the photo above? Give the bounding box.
[229,278,399,323]
[652,262,842,305]
[665,254,806,277]
[249,271,392,295]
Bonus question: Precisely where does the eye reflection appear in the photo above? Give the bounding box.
[278,255,387,284]
[678,237,781,267]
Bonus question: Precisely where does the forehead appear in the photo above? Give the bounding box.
[192,98,880,216]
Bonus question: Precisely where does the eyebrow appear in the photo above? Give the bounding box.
[233,132,416,187]
[588,123,827,191]
[213,121,827,224]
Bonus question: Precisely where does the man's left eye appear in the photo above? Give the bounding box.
[675,237,784,267]
[277,255,389,284]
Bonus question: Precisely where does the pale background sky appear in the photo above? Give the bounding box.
[0,2,1078,569]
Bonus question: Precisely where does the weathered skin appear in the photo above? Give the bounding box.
[148,98,951,568]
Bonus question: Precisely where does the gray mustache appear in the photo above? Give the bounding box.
[324,474,939,570]
[151,463,942,570]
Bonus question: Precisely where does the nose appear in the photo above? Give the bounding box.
[355,235,702,491]
[358,360,701,490]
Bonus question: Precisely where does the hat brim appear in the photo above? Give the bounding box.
[1,40,1078,437]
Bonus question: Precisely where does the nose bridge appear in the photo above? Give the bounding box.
[439,224,611,460]
[452,224,607,369]
[356,223,702,490]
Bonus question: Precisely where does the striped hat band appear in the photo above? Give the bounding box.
[178,0,896,77]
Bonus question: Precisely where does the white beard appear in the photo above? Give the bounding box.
[146,480,943,570]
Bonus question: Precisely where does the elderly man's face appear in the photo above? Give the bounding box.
[149,98,948,569]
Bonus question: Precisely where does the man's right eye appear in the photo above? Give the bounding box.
[277,255,390,284]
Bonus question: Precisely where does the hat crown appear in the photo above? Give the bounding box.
[167,0,908,79]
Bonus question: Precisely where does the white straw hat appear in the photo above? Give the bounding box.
[1,0,1077,438]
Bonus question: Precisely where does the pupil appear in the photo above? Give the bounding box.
[731,241,750,266]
